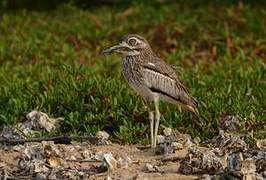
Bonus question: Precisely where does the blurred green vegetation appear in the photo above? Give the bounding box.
[0,1,265,144]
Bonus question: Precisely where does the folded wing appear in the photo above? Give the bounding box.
[142,58,197,110]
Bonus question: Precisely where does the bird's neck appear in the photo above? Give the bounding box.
[124,49,156,61]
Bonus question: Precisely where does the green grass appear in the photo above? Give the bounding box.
[0,2,265,144]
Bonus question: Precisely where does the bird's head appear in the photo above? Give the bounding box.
[102,34,152,56]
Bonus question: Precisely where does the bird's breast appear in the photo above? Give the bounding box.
[122,56,159,100]
[122,56,141,86]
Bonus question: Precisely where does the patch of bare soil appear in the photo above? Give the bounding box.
[91,144,197,180]
[0,143,198,179]
[0,112,265,179]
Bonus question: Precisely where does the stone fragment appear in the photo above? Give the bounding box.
[103,153,117,171]
[220,115,241,132]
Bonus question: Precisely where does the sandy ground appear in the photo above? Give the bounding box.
[1,114,265,179]
[0,143,200,180]
[90,144,198,179]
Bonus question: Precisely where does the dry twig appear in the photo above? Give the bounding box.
[0,135,99,145]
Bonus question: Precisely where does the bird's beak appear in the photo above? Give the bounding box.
[102,44,122,54]
[102,42,131,55]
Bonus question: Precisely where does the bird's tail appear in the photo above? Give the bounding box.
[185,104,200,118]
[184,96,207,127]
[185,104,206,127]
[184,95,198,115]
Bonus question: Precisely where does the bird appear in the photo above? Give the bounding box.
[103,34,199,148]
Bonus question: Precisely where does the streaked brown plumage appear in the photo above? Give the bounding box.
[103,34,199,148]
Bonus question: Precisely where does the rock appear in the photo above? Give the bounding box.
[0,162,6,168]
[63,169,87,179]
[61,144,83,161]
[154,165,164,173]
[47,156,63,168]
[96,131,110,140]
[196,174,213,180]
[24,143,44,160]
[213,130,246,155]
[94,151,105,161]
[174,132,193,148]
[13,145,24,152]
[103,153,117,171]
[163,127,172,136]
[179,146,223,175]
[0,111,62,139]
[145,163,156,172]
[158,141,173,155]
[227,152,244,172]
[144,163,164,173]
[157,128,193,155]
[134,173,146,180]
[157,135,165,144]
[255,173,265,180]
[118,156,132,168]
[106,176,112,180]
[183,135,194,147]
[26,110,61,132]
[171,142,183,150]
[193,137,201,145]
[82,149,92,160]
[179,163,194,175]
[226,152,257,179]
[36,173,47,180]
[263,171,266,178]
[0,125,26,140]
[220,115,241,132]
[255,155,266,175]
[256,139,266,150]
[33,160,50,173]
[239,159,256,175]
[96,131,110,145]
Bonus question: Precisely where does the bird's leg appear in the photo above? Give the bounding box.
[148,110,154,148]
[153,100,160,148]
[144,99,154,148]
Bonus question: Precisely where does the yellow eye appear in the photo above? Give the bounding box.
[128,38,137,46]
